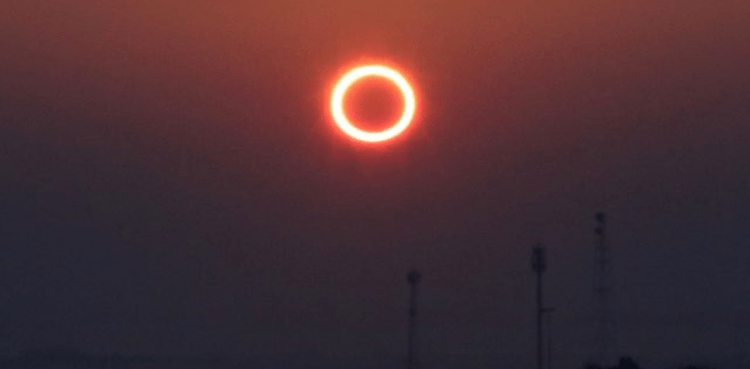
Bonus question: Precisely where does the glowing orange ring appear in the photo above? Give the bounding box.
[331,65,416,143]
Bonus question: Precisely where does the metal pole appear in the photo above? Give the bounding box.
[407,270,421,369]
[537,271,543,369]
[532,245,546,369]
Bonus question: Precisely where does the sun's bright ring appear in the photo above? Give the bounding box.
[331,65,416,143]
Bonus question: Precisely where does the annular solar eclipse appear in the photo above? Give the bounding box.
[331,65,416,143]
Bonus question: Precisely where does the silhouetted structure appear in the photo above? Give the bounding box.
[592,212,617,367]
[532,244,546,369]
[407,270,421,369]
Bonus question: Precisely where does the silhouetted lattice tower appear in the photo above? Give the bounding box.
[407,270,421,369]
[592,212,617,367]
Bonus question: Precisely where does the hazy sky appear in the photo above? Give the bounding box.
[1,1,749,369]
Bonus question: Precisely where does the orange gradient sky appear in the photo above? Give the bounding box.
[1,2,750,369]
